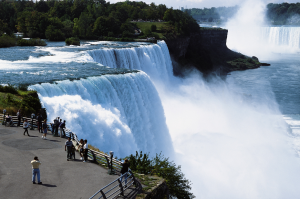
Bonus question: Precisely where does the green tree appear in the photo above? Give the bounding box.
[127,151,195,199]
[150,24,156,32]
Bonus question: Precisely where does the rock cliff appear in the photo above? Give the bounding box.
[165,28,261,75]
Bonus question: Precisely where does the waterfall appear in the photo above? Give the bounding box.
[87,41,173,80]
[29,72,174,158]
[261,27,300,50]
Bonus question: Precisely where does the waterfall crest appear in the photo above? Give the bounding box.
[262,27,300,49]
[87,41,173,80]
[29,72,174,158]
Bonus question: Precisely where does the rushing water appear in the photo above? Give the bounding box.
[0,36,300,198]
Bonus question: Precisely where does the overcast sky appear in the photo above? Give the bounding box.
[109,0,300,10]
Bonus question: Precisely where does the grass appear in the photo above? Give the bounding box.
[134,173,165,199]
[135,22,166,39]
[227,57,260,71]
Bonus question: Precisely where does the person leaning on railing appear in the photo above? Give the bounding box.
[83,139,88,163]
[120,159,130,186]
[78,139,84,160]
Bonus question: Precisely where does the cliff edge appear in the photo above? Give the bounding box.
[165,28,262,75]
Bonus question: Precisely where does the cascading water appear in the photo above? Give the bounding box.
[87,41,173,80]
[261,27,300,50]
[29,72,174,158]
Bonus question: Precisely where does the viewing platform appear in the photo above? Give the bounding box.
[0,124,137,198]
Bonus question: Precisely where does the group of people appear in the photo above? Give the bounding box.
[64,137,89,162]
[50,117,66,138]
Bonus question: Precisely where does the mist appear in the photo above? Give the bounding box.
[154,71,300,198]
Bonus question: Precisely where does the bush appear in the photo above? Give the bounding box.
[127,151,195,199]
[65,37,80,46]
[18,84,28,91]
[0,34,16,48]
[0,84,18,94]
[45,25,65,41]
[150,24,157,32]
[17,38,46,46]
[108,32,114,37]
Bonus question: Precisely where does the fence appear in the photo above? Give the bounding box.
[0,113,38,128]
[89,171,137,199]
[64,128,139,199]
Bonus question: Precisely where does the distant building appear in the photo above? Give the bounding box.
[181,7,184,12]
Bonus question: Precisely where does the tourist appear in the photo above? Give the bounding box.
[78,139,84,160]
[17,109,21,127]
[83,139,88,162]
[54,117,60,136]
[65,137,73,161]
[23,119,30,136]
[41,120,48,140]
[37,113,43,133]
[31,156,42,184]
[6,114,13,126]
[59,119,66,138]
[120,159,130,185]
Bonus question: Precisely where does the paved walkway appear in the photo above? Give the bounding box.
[0,125,119,199]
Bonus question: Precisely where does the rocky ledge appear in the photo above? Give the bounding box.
[165,28,269,75]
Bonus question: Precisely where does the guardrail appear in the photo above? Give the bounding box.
[0,113,38,128]
[89,171,137,199]
[63,128,139,199]
[64,128,123,172]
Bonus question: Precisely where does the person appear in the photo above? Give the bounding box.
[17,109,21,127]
[6,114,13,126]
[83,139,88,162]
[54,117,60,136]
[78,139,84,160]
[120,159,130,185]
[31,156,42,184]
[37,113,43,133]
[23,119,30,136]
[59,120,65,138]
[65,137,73,161]
[41,120,48,140]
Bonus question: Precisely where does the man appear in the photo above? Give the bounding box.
[41,120,48,140]
[120,159,130,186]
[83,139,88,163]
[59,119,66,138]
[65,137,73,161]
[54,117,60,136]
[17,109,21,127]
[31,157,42,184]
[37,113,43,133]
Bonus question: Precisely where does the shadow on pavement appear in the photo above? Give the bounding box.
[41,184,57,188]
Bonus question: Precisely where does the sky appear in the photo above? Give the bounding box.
[109,0,300,9]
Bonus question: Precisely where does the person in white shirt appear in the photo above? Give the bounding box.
[23,119,30,136]
[83,139,88,162]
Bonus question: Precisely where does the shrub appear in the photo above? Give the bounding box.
[17,39,46,46]
[18,84,28,91]
[127,151,195,199]
[0,34,16,48]
[65,37,80,46]
[1,84,18,94]
[45,25,65,41]
[108,32,114,37]
[150,24,157,32]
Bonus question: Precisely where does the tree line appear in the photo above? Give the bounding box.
[0,0,200,41]
[267,2,300,25]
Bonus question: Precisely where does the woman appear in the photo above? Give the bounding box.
[42,120,48,140]
[78,139,84,160]
[23,119,30,136]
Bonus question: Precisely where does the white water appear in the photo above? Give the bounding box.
[29,72,174,158]
[87,41,173,81]
[28,36,300,198]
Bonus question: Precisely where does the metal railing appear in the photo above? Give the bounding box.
[0,113,38,128]
[63,128,139,199]
[89,171,137,199]
[64,128,123,172]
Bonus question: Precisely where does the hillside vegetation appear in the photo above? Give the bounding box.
[0,0,200,43]
[0,85,42,117]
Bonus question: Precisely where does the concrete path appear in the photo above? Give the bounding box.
[0,125,119,199]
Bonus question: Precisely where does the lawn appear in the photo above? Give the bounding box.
[135,22,167,39]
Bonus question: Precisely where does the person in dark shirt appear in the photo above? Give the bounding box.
[59,120,66,138]
[120,159,130,185]
[41,120,48,140]
[65,137,73,161]
[37,113,43,133]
